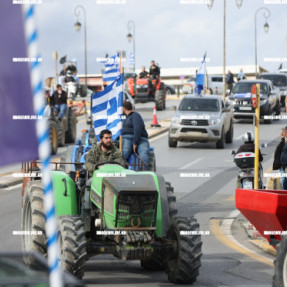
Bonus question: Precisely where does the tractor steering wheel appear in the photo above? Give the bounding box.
[94,161,125,170]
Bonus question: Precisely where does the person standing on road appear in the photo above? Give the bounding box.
[279,130,287,189]
[273,127,287,188]
[237,68,246,81]
[122,101,150,169]
[50,84,68,121]
[85,129,125,177]
[226,70,234,94]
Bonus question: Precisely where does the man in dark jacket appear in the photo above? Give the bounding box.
[149,60,160,78]
[236,131,263,162]
[50,84,68,120]
[138,66,148,79]
[274,127,287,188]
[226,70,234,95]
[85,129,125,177]
[122,101,149,169]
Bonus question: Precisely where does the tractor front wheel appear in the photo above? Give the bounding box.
[57,216,87,279]
[22,180,47,269]
[273,236,287,287]
[165,217,202,284]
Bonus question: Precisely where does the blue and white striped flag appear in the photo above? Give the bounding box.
[195,52,207,95]
[103,53,120,86]
[92,73,124,141]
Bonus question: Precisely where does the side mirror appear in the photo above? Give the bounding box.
[230,150,236,155]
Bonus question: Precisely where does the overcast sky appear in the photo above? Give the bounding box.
[35,0,287,79]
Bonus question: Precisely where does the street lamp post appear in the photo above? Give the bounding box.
[127,20,135,73]
[255,7,270,77]
[208,0,242,99]
[74,5,88,95]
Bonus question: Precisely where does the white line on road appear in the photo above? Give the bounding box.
[180,157,204,170]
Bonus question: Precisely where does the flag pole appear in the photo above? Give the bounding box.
[23,5,63,287]
[119,50,124,152]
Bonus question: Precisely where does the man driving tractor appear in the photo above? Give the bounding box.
[85,129,125,176]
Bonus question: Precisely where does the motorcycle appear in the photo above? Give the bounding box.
[232,151,264,189]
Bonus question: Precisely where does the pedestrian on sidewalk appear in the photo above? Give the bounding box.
[273,127,287,188]
[122,101,150,169]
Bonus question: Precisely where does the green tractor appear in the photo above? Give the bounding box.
[21,162,202,284]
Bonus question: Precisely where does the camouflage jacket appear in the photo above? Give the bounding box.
[85,143,125,176]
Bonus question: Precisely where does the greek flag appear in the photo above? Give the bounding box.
[103,53,120,86]
[92,73,124,141]
[195,52,207,95]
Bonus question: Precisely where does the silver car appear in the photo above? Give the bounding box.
[168,94,234,149]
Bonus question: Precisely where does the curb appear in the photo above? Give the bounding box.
[240,220,276,257]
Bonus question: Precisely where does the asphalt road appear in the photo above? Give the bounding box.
[0,100,285,286]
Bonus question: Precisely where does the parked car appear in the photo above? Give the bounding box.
[183,77,196,94]
[228,79,280,124]
[168,94,233,149]
[258,73,287,107]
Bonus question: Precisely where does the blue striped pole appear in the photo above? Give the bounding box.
[22,5,63,287]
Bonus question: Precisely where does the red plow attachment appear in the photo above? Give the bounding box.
[236,188,287,245]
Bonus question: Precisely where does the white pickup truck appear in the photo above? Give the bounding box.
[168,94,234,149]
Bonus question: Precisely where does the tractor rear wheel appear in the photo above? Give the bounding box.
[22,180,47,269]
[155,84,165,111]
[140,182,177,271]
[57,216,87,279]
[65,108,77,143]
[57,120,66,147]
[165,217,202,284]
[148,150,156,172]
[49,119,58,155]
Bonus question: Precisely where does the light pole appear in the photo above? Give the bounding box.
[207,0,242,99]
[127,20,135,73]
[74,5,87,96]
[255,7,270,77]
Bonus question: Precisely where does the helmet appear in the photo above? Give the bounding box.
[242,131,254,143]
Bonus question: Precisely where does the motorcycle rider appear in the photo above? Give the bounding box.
[236,131,263,188]
[236,131,263,162]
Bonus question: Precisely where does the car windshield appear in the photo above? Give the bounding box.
[233,82,268,94]
[258,75,287,87]
[178,98,220,112]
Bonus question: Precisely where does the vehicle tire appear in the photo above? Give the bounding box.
[148,150,156,171]
[49,119,58,155]
[165,217,202,284]
[155,89,164,111]
[22,180,47,269]
[275,101,281,116]
[57,216,87,279]
[264,106,272,124]
[225,121,233,144]
[65,108,77,143]
[273,236,287,287]
[216,128,225,149]
[57,120,66,147]
[140,182,177,271]
[166,88,172,96]
[168,133,177,148]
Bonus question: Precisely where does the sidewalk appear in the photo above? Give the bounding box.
[0,118,171,189]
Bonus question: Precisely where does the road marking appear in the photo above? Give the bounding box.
[210,210,273,267]
[180,157,204,170]
[1,183,22,191]
[149,131,168,142]
[235,133,245,140]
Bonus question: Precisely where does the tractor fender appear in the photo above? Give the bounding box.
[156,174,169,237]
[51,171,78,216]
